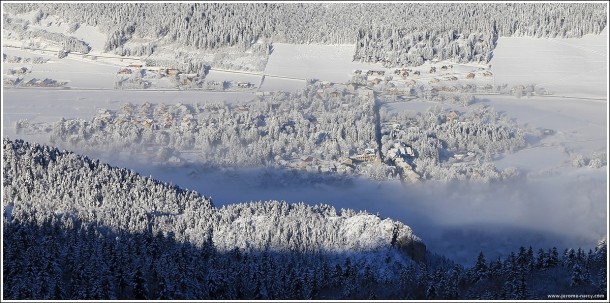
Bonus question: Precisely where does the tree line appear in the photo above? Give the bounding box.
[3,3,606,67]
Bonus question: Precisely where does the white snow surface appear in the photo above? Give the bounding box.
[264,43,383,83]
[491,28,607,98]
[205,70,262,85]
[259,77,306,92]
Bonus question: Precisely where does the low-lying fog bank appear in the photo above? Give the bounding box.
[119,162,606,266]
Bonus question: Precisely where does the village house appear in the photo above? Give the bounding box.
[98,108,112,116]
[116,116,130,126]
[358,87,374,98]
[181,77,193,86]
[388,142,415,160]
[367,70,385,77]
[466,72,475,79]
[389,122,401,130]
[346,82,359,92]
[482,71,493,77]
[166,68,180,76]
[320,162,337,173]
[237,82,254,88]
[139,102,152,115]
[23,79,37,87]
[320,81,334,89]
[142,118,153,129]
[437,86,458,92]
[394,68,409,77]
[446,110,459,123]
[13,67,29,75]
[316,89,326,98]
[205,81,224,90]
[351,153,378,162]
[180,115,193,131]
[339,157,353,166]
[163,114,173,128]
[300,155,315,163]
[329,90,343,98]
[180,74,198,86]
[236,105,250,112]
[453,153,467,161]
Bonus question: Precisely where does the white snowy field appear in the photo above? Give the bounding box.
[3,48,119,89]
[491,28,608,98]
[205,70,262,86]
[488,96,607,172]
[259,77,306,92]
[264,43,384,83]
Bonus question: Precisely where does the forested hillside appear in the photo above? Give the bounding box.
[3,138,606,299]
[3,3,606,66]
[2,138,424,299]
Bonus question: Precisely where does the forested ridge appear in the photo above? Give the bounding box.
[3,3,606,66]
[2,138,424,299]
[3,138,607,299]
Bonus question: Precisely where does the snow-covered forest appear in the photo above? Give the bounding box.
[3,138,607,299]
[3,3,606,67]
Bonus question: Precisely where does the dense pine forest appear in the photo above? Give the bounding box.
[3,138,607,299]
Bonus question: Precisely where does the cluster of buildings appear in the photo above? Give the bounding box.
[118,64,181,77]
[386,141,420,182]
[116,64,259,91]
[21,78,67,87]
[280,156,354,175]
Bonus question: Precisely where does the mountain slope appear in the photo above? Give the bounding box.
[2,138,426,299]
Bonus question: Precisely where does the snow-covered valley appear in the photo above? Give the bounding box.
[2,2,608,300]
[3,30,607,265]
